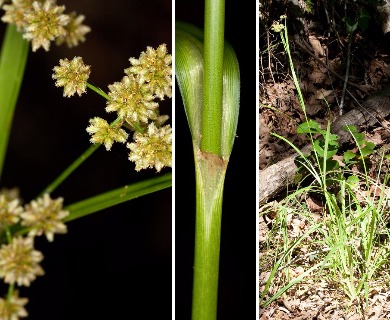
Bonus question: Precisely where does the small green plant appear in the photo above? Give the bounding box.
[293,120,376,188]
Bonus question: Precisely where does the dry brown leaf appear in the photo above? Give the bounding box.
[305,197,323,212]
[332,154,345,167]
[309,69,327,84]
[315,89,334,101]
[308,35,325,57]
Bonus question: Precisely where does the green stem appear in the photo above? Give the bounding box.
[87,82,109,100]
[40,143,100,195]
[192,147,227,320]
[40,117,124,196]
[201,0,225,155]
[0,25,29,181]
[7,283,14,301]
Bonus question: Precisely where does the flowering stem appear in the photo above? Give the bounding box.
[201,0,225,155]
[4,225,12,243]
[40,143,100,195]
[0,25,29,181]
[6,283,14,301]
[41,115,125,196]
[87,82,110,100]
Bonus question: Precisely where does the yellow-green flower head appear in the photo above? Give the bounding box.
[125,43,172,100]
[0,187,21,202]
[106,75,159,123]
[0,195,23,229]
[271,21,284,33]
[55,11,91,48]
[1,0,38,31]
[0,290,28,320]
[0,236,44,287]
[20,193,69,242]
[52,56,91,97]
[23,0,70,51]
[127,122,172,172]
[86,117,128,151]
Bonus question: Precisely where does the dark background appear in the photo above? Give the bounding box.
[0,1,172,319]
[175,1,256,319]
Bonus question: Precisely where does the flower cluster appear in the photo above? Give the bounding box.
[53,44,173,173]
[86,117,128,151]
[1,0,90,51]
[52,56,90,97]
[0,190,69,319]
[127,122,172,172]
[0,290,28,320]
[21,193,69,242]
[125,44,172,100]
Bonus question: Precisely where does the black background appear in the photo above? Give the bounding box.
[175,1,256,319]
[0,1,172,319]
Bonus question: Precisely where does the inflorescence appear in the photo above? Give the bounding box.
[0,2,172,318]
[53,43,173,173]
[1,0,90,52]
[0,1,87,318]
[0,189,69,319]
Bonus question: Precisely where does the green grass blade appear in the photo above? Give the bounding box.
[63,173,172,222]
[0,25,29,180]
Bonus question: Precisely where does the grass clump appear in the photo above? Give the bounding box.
[260,16,390,317]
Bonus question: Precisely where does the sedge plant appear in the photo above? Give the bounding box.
[175,0,240,319]
[0,1,172,318]
[260,16,390,314]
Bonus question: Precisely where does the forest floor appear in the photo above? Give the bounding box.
[259,1,390,319]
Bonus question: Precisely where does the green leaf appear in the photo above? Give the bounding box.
[360,142,375,157]
[343,16,358,34]
[343,125,357,133]
[0,25,29,180]
[354,133,366,145]
[321,131,339,143]
[358,9,371,32]
[63,173,172,222]
[313,139,338,159]
[297,120,321,134]
[343,125,368,145]
[344,150,357,163]
[294,172,303,184]
[326,159,339,171]
[347,175,359,185]
[175,24,204,146]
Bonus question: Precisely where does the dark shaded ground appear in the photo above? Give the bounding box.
[0,1,172,319]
